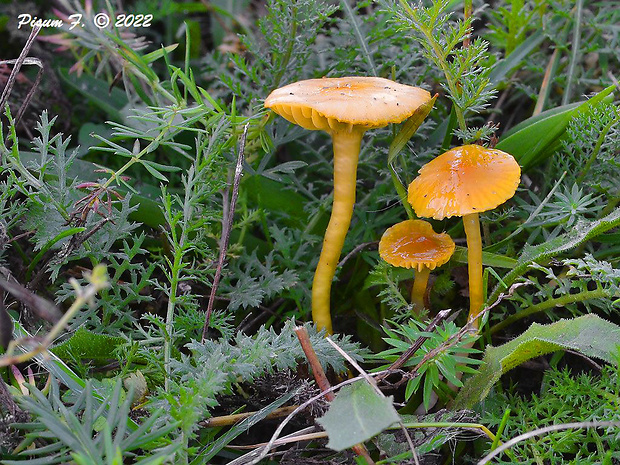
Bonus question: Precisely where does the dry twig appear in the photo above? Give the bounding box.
[0,26,43,125]
[294,326,374,464]
[202,123,249,340]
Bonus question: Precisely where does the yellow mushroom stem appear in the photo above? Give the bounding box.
[311,129,364,334]
[462,213,483,330]
[411,266,431,312]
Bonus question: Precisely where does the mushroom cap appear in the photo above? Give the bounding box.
[407,145,521,220]
[264,77,432,133]
[379,219,455,272]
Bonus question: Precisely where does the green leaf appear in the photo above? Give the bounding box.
[142,44,179,64]
[317,381,400,451]
[59,69,128,121]
[107,35,159,83]
[387,94,438,219]
[452,246,516,269]
[243,175,308,226]
[141,160,170,182]
[497,85,615,170]
[488,31,544,84]
[388,94,438,165]
[51,327,125,365]
[26,227,86,281]
[340,0,377,76]
[10,319,139,431]
[454,314,620,408]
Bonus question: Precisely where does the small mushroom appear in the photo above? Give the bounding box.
[407,144,520,329]
[379,219,455,312]
[265,77,434,333]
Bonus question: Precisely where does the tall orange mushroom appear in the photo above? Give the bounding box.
[379,219,454,312]
[265,77,434,333]
[407,145,520,329]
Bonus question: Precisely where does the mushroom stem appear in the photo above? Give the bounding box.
[411,266,431,312]
[462,213,484,330]
[312,129,364,334]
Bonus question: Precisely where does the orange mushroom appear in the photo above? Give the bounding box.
[265,77,434,333]
[407,145,520,329]
[379,219,455,312]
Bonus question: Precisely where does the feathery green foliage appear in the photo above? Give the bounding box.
[0,0,619,462]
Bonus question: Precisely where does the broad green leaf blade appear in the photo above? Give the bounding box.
[489,31,545,84]
[59,69,128,121]
[452,246,516,269]
[51,327,125,364]
[455,314,620,408]
[501,103,580,139]
[317,381,400,451]
[243,175,309,226]
[497,106,575,170]
[488,206,620,304]
[497,85,615,170]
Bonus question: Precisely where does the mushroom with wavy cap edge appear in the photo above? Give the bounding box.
[379,219,455,312]
[266,76,434,334]
[407,144,520,329]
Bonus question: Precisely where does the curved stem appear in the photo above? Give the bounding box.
[312,130,363,334]
[463,213,483,329]
[411,266,431,312]
[488,287,613,335]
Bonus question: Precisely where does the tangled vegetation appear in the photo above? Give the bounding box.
[0,0,619,463]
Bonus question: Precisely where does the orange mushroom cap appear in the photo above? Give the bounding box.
[407,145,521,220]
[379,220,455,272]
[264,77,432,132]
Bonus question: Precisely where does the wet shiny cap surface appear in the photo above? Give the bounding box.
[379,219,455,271]
[407,144,521,220]
[264,76,432,132]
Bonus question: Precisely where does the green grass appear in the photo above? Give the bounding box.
[0,0,618,463]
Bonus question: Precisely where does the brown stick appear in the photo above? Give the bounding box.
[201,405,299,428]
[201,124,249,341]
[0,26,41,117]
[463,0,473,48]
[294,326,334,401]
[294,326,375,465]
[533,48,559,116]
